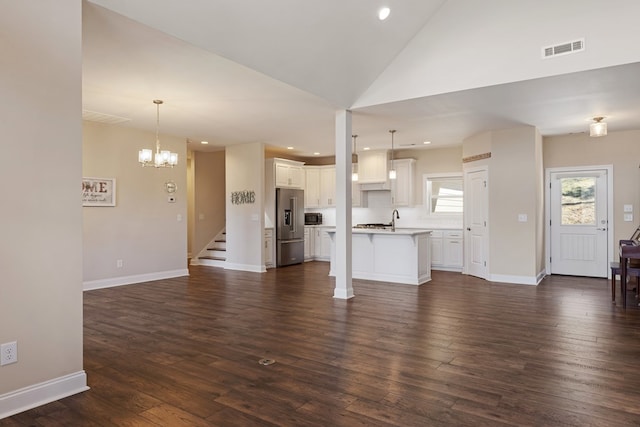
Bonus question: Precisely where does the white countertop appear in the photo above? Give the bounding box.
[325,228,432,236]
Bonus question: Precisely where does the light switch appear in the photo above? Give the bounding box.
[177,214,182,222]
[624,204,633,212]
[518,214,528,222]
[624,213,633,222]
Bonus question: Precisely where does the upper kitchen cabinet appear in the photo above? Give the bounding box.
[305,165,335,208]
[272,158,305,189]
[391,158,415,207]
[305,166,321,207]
[357,150,388,184]
[320,166,336,207]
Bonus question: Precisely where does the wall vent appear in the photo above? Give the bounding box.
[542,38,584,59]
[82,110,131,125]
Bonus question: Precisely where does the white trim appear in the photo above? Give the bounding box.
[0,371,88,420]
[545,165,614,277]
[83,269,189,291]
[489,274,540,286]
[224,263,266,273]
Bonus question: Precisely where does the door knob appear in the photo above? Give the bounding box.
[466,227,471,231]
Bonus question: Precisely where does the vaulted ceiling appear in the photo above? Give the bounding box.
[82,0,640,156]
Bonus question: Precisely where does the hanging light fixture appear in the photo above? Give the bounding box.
[352,134,359,182]
[589,116,607,137]
[389,130,397,180]
[138,99,178,168]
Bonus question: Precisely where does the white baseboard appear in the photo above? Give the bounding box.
[0,371,88,420]
[224,263,266,273]
[83,269,189,291]
[489,273,540,285]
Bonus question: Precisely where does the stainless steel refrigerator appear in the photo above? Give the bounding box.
[276,188,304,267]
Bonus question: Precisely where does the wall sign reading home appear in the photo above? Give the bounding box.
[231,190,255,205]
[82,177,116,207]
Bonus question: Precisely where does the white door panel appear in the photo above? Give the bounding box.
[464,168,488,279]
[550,170,608,277]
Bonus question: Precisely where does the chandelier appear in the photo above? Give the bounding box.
[138,100,178,167]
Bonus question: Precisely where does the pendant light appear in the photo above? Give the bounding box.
[138,100,178,168]
[389,130,397,180]
[352,134,359,182]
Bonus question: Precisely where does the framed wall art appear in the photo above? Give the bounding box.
[82,177,116,207]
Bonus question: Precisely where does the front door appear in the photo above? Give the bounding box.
[464,167,489,279]
[549,170,608,277]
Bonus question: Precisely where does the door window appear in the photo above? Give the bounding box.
[560,177,596,225]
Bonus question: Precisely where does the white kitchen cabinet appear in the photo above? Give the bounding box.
[313,227,331,261]
[431,229,463,271]
[391,158,415,207]
[304,226,314,260]
[430,231,444,266]
[320,166,336,207]
[273,158,304,189]
[305,165,337,208]
[305,167,321,208]
[358,150,388,184]
[264,228,274,268]
[352,178,362,207]
[443,230,463,268]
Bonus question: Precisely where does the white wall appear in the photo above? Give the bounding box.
[82,122,188,289]
[225,143,265,272]
[0,0,86,415]
[544,129,640,247]
[356,0,640,107]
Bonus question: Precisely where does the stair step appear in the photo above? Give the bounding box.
[215,239,226,243]
[200,255,226,261]
[207,247,226,251]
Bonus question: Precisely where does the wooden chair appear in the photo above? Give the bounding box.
[618,239,640,307]
[610,261,640,303]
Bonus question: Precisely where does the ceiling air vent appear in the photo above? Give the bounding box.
[82,110,131,125]
[542,38,584,59]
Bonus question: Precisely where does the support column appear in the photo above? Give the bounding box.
[333,110,354,299]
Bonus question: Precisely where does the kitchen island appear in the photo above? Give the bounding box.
[326,228,432,285]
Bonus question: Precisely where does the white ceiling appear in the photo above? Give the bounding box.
[82,0,640,157]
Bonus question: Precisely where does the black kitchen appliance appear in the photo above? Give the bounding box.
[304,212,323,225]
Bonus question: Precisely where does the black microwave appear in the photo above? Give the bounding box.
[305,213,323,225]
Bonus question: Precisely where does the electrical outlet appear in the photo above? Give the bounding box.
[1,341,18,366]
[116,259,123,268]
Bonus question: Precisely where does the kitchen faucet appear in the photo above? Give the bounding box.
[391,209,400,232]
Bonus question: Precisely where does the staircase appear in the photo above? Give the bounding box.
[194,229,226,268]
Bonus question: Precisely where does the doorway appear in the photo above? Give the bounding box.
[464,166,489,279]
[546,166,613,278]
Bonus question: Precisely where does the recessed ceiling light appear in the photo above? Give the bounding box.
[378,7,390,20]
[423,141,431,145]
[313,152,320,156]
[201,141,209,144]
[287,146,294,150]
[363,147,371,151]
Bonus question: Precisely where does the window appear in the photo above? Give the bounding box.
[424,174,463,214]
[560,176,596,225]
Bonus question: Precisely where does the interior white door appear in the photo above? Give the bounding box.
[464,167,488,279]
[550,170,608,277]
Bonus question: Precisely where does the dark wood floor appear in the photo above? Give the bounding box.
[3,262,640,426]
